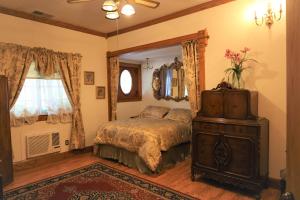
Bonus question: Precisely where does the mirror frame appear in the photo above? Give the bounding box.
[152,57,188,102]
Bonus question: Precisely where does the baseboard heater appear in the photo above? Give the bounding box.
[26,132,61,159]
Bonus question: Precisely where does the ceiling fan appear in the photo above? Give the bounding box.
[67,0,160,20]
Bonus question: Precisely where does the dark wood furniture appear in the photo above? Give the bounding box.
[192,89,269,193]
[0,76,13,185]
[0,161,3,200]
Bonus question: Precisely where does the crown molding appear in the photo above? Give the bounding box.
[106,0,234,37]
[0,6,107,38]
[0,0,234,39]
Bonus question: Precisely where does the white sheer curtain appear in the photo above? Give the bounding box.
[10,62,72,126]
[11,79,72,117]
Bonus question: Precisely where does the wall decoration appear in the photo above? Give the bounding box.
[84,71,95,85]
[152,57,188,102]
[96,86,105,99]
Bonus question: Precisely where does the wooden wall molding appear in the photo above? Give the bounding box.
[0,1,233,38]
[107,0,234,37]
[107,30,209,57]
[0,6,107,38]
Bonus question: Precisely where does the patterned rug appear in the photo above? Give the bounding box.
[4,162,196,200]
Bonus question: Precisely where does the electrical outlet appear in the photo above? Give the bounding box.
[65,140,69,145]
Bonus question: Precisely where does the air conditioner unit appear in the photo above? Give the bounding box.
[26,132,61,159]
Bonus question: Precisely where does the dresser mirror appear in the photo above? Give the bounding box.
[152,57,188,101]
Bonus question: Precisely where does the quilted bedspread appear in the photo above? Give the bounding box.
[95,118,191,171]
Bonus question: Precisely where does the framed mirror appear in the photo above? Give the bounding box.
[152,57,188,102]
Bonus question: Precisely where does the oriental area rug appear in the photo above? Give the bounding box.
[4,163,196,200]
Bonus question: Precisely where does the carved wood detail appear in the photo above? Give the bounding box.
[192,89,269,194]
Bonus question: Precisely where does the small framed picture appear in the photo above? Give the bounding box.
[84,71,94,85]
[96,86,105,99]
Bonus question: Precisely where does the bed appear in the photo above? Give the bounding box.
[94,106,192,174]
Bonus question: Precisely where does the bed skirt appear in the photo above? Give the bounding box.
[93,143,190,174]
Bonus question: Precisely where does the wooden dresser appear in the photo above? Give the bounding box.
[0,76,13,185]
[192,89,269,193]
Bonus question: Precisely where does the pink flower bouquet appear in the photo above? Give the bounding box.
[224,47,256,88]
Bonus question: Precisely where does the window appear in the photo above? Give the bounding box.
[118,62,142,102]
[10,63,72,118]
[120,70,132,95]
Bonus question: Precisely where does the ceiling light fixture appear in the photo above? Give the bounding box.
[102,0,118,12]
[121,3,135,16]
[105,11,120,20]
[144,58,153,70]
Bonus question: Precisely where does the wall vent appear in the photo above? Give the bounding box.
[31,10,53,19]
[26,132,61,159]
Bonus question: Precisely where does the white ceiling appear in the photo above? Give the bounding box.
[0,0,211,33]
[120,45,182,62]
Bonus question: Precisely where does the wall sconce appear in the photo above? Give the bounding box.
[254,3,282,28]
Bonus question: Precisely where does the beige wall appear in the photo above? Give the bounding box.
[108,0,287,179]
[0,13,108,162]
[0,0,286,180]
[118,56,190,119]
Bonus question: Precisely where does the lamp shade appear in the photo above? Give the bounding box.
[102,0,117,12]
[121,3,135,16]
[106,11,120,20]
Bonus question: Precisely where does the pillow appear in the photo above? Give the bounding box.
[140,106,170,119]
[164,108,192,124]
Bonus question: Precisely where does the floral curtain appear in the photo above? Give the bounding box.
[109,57,119,121]
[0,42,85,149]
[177,68,185,98]
[0,43,33,108]
[58,53,85,149]
[182,40,200,117]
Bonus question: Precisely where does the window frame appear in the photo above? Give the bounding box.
[117,62,142,102]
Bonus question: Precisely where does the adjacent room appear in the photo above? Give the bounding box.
[0,0,298,199]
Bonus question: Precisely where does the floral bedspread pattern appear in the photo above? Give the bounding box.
[95,118,191,171]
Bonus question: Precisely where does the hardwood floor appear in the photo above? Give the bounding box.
[4,152,280,200]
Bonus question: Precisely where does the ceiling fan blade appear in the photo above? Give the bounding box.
[67,0,94,3]
[134,0,160,8]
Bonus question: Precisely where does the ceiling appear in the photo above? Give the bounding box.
[0,0,211,34]
[120,45,181,62]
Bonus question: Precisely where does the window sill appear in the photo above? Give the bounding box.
[38,115,48,121]
[117,97,142,103]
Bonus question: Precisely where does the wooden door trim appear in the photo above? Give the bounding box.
[107,30,209,57]
[107,30,209,121]
[286,0,300,198]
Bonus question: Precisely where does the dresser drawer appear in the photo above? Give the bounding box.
[224,125,258,136]
[193,122,224,133]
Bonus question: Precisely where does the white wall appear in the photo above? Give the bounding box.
[108,0,287,179]
[0,13,108,162]
[118,55,190,120]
